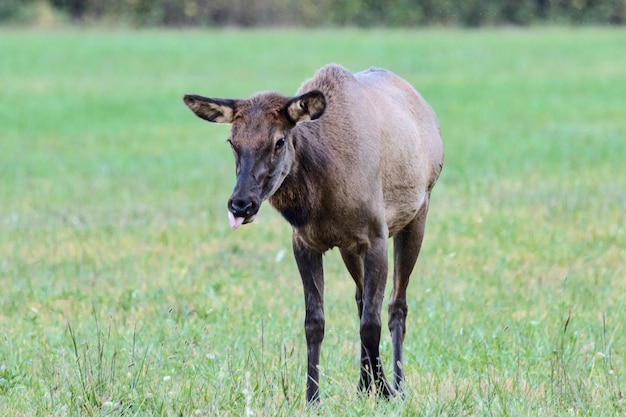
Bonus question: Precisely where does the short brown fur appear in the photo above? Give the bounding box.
[183,64,443,403]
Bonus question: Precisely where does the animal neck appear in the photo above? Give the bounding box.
[269,132,326,228]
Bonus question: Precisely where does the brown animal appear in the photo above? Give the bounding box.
[183,64,443,403]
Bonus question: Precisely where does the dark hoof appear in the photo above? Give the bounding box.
[358,367,395,399]
[358,370,373,394]
[377,379,394,399]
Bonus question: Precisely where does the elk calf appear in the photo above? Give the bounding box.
[184,64,443,402]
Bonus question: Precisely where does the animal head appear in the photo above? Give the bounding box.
[183,90,326,230]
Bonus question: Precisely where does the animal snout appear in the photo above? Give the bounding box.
[228,196,259,218]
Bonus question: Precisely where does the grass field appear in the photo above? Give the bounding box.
[1,27,625,416]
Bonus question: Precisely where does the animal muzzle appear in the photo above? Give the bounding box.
[227,195,260,231]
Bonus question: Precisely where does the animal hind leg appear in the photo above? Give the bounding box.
[389,198,430,392]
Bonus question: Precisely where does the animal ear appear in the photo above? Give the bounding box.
[285,90,326,124]
[183,94,237,123]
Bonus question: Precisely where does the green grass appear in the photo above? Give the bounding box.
[1,27,625,416]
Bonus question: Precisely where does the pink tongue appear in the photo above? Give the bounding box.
[228,211,245,231]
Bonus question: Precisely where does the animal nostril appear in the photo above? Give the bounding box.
[230,199,250,214]
[229,198,258,217]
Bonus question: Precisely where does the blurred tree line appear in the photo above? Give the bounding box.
[2,0,625,26]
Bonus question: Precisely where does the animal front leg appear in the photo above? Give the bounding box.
[293,235,325,403]
[360,235,393,398]
[339,248,372,393]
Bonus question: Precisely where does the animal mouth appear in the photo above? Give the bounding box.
[228,211,256,231]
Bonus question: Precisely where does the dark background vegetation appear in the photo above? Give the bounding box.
[2,0,625,26]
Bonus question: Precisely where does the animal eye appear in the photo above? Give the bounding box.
[275,137,286,151]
